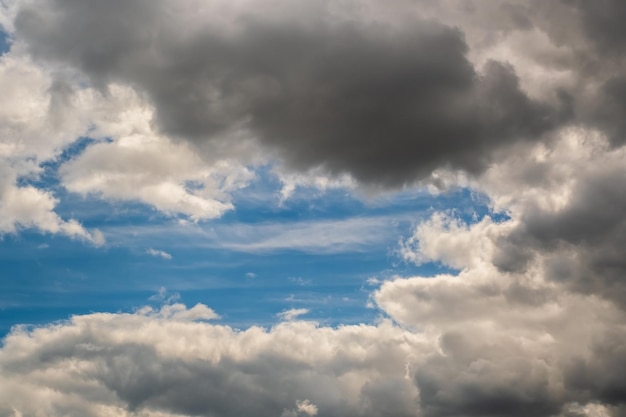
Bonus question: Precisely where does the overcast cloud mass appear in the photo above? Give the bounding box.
[2,0,626,416]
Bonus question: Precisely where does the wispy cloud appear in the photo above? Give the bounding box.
[146,248,173,260]
[277,308,309,321]
[148,286,180,303]
[216,217,396,254]
[105,214,416,255]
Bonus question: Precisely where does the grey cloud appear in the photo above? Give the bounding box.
[5,296,626,417]
[0,309,422,417]
[565,331,626,408]
[375,268,626,417]
[420,0,626,147]
[416,331,562,417]
[382,190,626,417]
[12,0,567,187]
[563,0,626,54]
[97,348,287,416]
[5,1,626,416]
[587,75,626,145]
[527,0,626,145]
[492,156,626,307]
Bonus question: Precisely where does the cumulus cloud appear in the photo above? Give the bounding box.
[1,0,625,222]
[281,399,319,417]
[8,0,568,188]
[57,87,254,221]
[0,182,105,245]
[379,213,626,416]
[0,304,423,417]
[369,133,626,416]
[475,128,626,307]
[1,269,626,417]
[0,35,254,238]
[0,52,102,243]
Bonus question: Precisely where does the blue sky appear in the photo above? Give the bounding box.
[1,156,483,334]
[0,105,491,335]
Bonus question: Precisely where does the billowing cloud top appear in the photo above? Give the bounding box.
[2,0,626,416]
[10,0,570,185]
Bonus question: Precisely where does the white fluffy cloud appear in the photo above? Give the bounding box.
[0,305,425,417]
[59,128,253,221]
[0,46,256,241]
[0,52,103,243]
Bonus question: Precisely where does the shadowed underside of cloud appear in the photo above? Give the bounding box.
[1,265,625,417]
[12,0,568,187]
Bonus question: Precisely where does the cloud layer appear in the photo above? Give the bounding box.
[2,0,626,416]
[10,0,568,186]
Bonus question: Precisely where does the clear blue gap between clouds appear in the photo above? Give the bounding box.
[1,122,508,338]
[0,31,10,55]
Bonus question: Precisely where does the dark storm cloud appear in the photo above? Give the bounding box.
[522,0,626,145]
[13,0,567,186]
[565,330,626,408]
[564,0,626,54]
[457,0,626,310]
[489,152,626,308]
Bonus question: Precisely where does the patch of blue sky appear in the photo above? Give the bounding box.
[1,146,506,337]
[0,30,10,55]
[0,231,384,334]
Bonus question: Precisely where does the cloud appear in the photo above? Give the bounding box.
[57,92,255,221]
[148,287,180,305]
[277,308,309,321]
[273,166,355,204]
[0,39,254,234]
[145,249,172,260]
[0,41,251,240]
[213,216,407,254]
[94,213,409,256]
[473,128,626,307]
[2,272,626,417]
[2,1,626,417]
[398,212,514,271]
[9,0,567,187]
[296,400,319,416]
[0,178,104,245]
[0,52,103,243]
[0,304,423,417]
[1,0,625,226]
[377,213,626,416]
[101,215,407,255]
[149,303,219,322]
[371,126,626,416]
[281,399,319,417]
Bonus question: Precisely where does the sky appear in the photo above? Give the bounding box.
[1,1,626,416]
